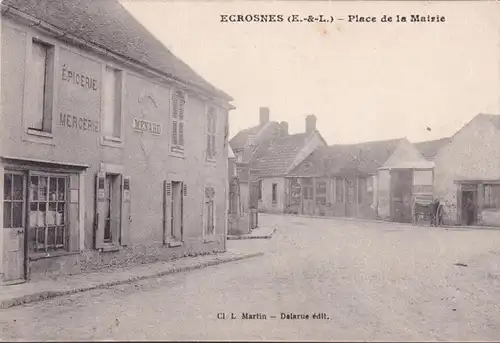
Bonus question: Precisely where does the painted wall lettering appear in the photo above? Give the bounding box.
[133,118,162,135]
[59,113,100,132]
[61,64,98,91]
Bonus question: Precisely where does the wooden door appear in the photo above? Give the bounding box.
[390,169,413,223]
[301,178,314,215]
[345,178,355,217]
[3,171,27,283]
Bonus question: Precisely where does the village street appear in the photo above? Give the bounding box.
[1,214,500,341]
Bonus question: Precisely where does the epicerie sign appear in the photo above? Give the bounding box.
[132,118,162,135]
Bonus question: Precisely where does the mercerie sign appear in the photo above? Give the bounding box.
[133,118,162,135]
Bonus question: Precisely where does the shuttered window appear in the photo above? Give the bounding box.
[102,67,122,139]
[206,107,217,161]
[204,186,215,236]
[27,40,54,133]
[171,89,186,153]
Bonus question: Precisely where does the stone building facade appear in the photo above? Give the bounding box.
[0,0,233,283]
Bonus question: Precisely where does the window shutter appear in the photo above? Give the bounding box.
[94,172,106,249]
[120,175,131,246]
[206,134,211,159]
[180,182,184,241]
[183,183,187,197]
[163,180,172,244]
[211,135,216,157]
[179,95,185,121]
[179,122,184,146]
[172,120,178,145]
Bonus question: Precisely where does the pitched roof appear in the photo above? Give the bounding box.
[251,132,311,177]
[414,137,451,161]
[480,113,500,130]
[2,0,231,101]
[229,122,280,153]
[289,138,404,177]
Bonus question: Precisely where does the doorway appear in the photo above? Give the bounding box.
[390,169,413,223]
[3,171,27,283]
[461,190,477,226]
[345,178,355,217]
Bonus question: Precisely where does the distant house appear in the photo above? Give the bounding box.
[229,107,280,213]
[249,115,328,213]
[432,114,500,227]
[415,137,451,161]
[288,138,434,222]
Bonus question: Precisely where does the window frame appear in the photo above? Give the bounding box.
[100,65,125,148]
[484,184,500,209]
[205,105,218,163]
[27,173,69,253]
[203,185,217,242]
[272,183,278,204]
[22,35,58,145]
[170,88,188,156]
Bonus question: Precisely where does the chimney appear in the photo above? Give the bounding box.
[279,121,289,136]
[305,114,317,134]
[259,107,270,126]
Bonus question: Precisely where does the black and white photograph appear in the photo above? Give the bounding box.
[0,0,500,341]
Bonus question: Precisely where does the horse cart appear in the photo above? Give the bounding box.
[412,195,444,226]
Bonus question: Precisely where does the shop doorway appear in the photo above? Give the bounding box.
[3,171,27,283]
[461,190,477,226]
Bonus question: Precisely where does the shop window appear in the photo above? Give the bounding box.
[206,106,217,161]
[204,186,215,236]
[272,183,278,203]
[335,178,344,203]
[302,178,313,200]
[171,89,186,154]
[27,40,54,134]
[316,180,327,206]
[3,173,25,229]
[357,178,367,204]
[484,184,500,209]
[102,66,122,141]
[290,178,301,206]
[28,175,68,252]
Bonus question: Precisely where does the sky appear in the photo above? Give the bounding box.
[122,1,500,145]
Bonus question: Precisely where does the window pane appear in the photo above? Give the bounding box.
[56,226,64,246]
[49,177,57,201]
[57,202,65,225]
[47,227,56,247]
[38,202,46,227]
[3,203,12,228]
[12,175,23,201]
[12,202,23,228]
[30,176,39,201]
[48,202,57,225]
[29,202,38,227]
[37,228,45,250]
[39,177,48,201]
[57,178,66,201]
[4,174,12,200]
[28,227,37,252]
[29,41,48,130]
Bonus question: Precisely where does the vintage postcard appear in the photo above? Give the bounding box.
[0,0,499,341]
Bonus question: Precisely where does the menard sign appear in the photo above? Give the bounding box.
[133,118,162,135]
